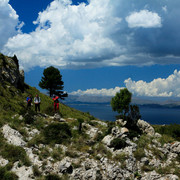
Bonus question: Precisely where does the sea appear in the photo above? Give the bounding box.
[65,103,180,125]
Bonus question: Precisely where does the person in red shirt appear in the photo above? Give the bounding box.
[52,95,59,113]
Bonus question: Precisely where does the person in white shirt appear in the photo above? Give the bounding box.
[34,94,41,112]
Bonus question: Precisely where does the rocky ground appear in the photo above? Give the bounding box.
[0,113,179,180]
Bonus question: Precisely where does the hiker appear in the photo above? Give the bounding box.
[52,95,59,113]
[34,94,41,112]
[26,94,32,109]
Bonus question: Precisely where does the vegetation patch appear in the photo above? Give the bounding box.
[110,138,127,150]
[0,164,18,180]
[1,144,31,166]
[153,124,180,141]
[113,152,128,164]
[32,165,42,177]
[43,123,72,145]
[134,148,146,161]
[45,174,61,180]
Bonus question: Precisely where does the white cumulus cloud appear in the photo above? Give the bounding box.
[70,87,124,97]
[126,10,162,28]
[1,0,180,70]
[0,0,22,50]
[2,0,122,70]
[124,69,180,97]
[71,69,180,98]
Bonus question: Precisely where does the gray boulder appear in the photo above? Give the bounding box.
[2,124,26,147]
[11,162,33,180]
[0,156,9,167]
[59,157,73,174]
[137,119,155,136]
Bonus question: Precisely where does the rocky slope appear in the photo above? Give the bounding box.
[0,116,179,180]
[0,54,179,180]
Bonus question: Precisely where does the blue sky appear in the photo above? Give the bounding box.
[1,0,180,98]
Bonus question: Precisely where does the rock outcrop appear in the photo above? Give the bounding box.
[1,118,179,180]
[0,53,24,91]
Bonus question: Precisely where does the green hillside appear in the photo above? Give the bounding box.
[0,81,95,126]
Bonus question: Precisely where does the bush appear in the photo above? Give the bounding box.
[24,111,35,124]
[127,129,141,140]
[105,121,115,135]
[43,123,72,144]
[134,148,146,161]
[113,152,127,163]
[32,165,41,177]
[110,138,127,150]
[45,174,61,180]
[154,124,180,141]
[0,164,18,180]
[43,104,54,116]
[1,144,31,166]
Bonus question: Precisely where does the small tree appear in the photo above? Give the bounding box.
[39,66,68,99]
[111,88,132,118]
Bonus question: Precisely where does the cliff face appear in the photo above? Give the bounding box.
[0,53,24,91]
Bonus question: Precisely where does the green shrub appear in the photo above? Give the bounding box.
[43,104,54,116]
[94,132,105,142]
[1,144,31,166]
[24,111,35,124]
[39,147,51,160]
[43,123,72,144]
[154,124,180,141]
[45,174,61,180]
[93,143,112,159]
[134,148,146,161]
[113,152,128,166]
[141,165,155,172]
[105,121,115,135]
[136,134,152,148]
[127,129,140,140]
[51,147,63,161]
[110,138,127,150]
[0,165,18,180]
[32,165,41,177]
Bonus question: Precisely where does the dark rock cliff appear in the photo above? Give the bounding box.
[0,53,24,92]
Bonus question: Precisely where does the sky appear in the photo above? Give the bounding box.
[1,0,180,98]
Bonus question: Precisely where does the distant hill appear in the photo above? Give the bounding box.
[66,94,180,109]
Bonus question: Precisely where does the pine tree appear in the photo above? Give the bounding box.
[39,66,68,99]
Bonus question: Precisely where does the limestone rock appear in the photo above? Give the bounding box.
[54,113,61,121]
[85,124,99,139]
[137,119,155,136]
[141,170,161,180]
[0,54,24,91]
[0,156,9,167]
[111,126,129,138]
[2,124,26,147]
[11,162,33,180]
[92,120,107,127]
[102,135,114,146]
[170,142,180,154]
[24,147,42,167]
[59,157,73,174]
[160,174,179,180]
[116,119,127,126]
[25,127,40,141]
